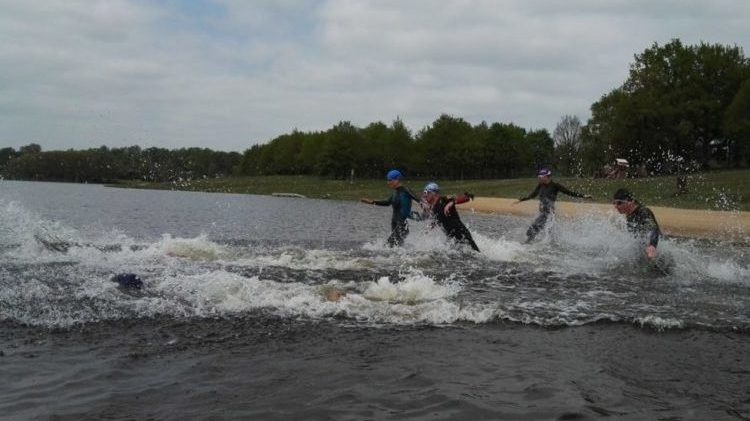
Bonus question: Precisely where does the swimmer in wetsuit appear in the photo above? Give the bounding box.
[612,188,661,261]
[514,168,592,242]
[420,182,480,252]
[360,169,419,247]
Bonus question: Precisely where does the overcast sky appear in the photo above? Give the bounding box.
[1,0,749,152]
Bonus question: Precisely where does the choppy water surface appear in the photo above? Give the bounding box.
[1,181,748,420]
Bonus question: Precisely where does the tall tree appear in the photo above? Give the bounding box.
[553,115,583,176]
[724,77,750,166]
[587,39,750,172]
[318,122,363,179]
[413,114,473,179]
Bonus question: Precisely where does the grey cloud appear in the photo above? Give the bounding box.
[0,0,748,151]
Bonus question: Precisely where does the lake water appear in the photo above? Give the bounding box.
[1,181,748,420]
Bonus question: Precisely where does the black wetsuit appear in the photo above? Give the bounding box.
[429,196,480,252]
[625,203,671,274]
[626,204,660,248]
[519,181,587,241]
[374,186,418,247]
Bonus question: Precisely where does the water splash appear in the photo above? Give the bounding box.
[0,199,748,331]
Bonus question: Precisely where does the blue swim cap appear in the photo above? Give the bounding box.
[386,169,402,181]
[537,168,552,177]
[423,182,439,193]
[112,273,143,289]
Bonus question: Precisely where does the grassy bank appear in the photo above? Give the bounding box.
[111,169,750,211]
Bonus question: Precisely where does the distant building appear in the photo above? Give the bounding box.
[603,158,629,179]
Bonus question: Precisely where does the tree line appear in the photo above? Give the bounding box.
[2,39,749,183]
[239,117,554,179]
[0,145,241,183]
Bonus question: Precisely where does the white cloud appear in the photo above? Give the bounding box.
[0,0,748,151]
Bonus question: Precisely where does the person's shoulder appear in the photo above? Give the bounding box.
[401,186,419,198]
[636,204,655,216]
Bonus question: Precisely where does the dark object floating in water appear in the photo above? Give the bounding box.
[271,193,306,198]
[112,273,143,289]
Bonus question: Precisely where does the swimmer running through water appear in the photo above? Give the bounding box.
[612,188,661,261]
[360,169,420,247]
[514,168,592,242]
[420,182,480,252]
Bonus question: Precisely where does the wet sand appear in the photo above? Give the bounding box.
[460,197,750,240]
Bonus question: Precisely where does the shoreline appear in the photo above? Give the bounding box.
[459,197,750,241]
[13,180,743,241]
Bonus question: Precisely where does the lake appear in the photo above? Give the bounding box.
[1,180,748,420]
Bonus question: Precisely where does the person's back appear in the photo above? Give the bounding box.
[388,185,417,225]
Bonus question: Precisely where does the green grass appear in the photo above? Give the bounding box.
[110,169,750,211]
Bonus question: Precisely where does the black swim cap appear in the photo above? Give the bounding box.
[112,273,143,289]
[613,188,634,201]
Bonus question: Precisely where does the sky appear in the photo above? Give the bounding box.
[1,0,749,152]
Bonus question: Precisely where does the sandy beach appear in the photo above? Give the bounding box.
[459,197,750,241]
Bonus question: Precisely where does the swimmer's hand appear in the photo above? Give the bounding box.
[645,245,657,260]
[360,198,374,205]
[444,201,454,216]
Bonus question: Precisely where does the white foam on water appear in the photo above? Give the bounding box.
[1,198,749,329]
[234,247,375,271]
[362,271,460,304]
[634,315,685,331]
[506,209,744,285]
[703,259,750,285]
[139,268,505,326]
[328,270,498,325]
[495,211,646,277]
[153,271,316,317]
[474,233,526,262]
[155,233,226,261]
[360,222,454,253]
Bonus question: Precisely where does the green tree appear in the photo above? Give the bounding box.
[19,143,42,155]
[414,114,473,179]
[485,123,525,178]
[0,147,17,173]
[587,39,750,172]
[296,132,326,175]
[318,122,363,178]
[382,118,413,175]
[240,145,264,175]
[360,121,389,178]
[724,77,750,166]
[553,115,583,176]
[518,129,554,175]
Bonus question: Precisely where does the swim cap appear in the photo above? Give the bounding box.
[112,273,143,289]
[613,188,634,201]
[386,169,402,181]
[537,168,552,177]
[423,182,439,193]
